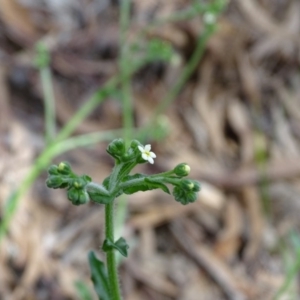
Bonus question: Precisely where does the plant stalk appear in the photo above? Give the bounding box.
[40,66,56,144]
[105,202,122,300]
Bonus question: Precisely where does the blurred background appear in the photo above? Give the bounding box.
[1,0,300,299]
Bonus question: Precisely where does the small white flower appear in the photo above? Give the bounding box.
[138,144,156,164]
[204,12,216,25]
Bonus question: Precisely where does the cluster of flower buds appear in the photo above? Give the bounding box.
[46,139,201,207]
[172,179,200,205]
[106,138,155,164]
[46,162,91,205]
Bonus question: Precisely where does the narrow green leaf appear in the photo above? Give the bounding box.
[144,177,170,194]
[74,281,93,300]
[88,251,110,300]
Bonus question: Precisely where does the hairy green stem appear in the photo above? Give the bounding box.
[105,202,122,300]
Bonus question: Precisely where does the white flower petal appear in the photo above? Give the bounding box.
[150,152,156,158]
[142,153,148,160]
[148,157,154,164]
[145,144,151,151]
[138,146,144,152]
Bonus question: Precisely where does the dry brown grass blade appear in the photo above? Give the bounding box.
[0,65,11,132]
[275,80,300,122]
[197,158,300,189]
[0,0,39,45]
[242,187,264,261]
[52,53,117,77]
[192,57,230,156]
[181,106,209,153]
[139,226,156,260]
[283,1,300,34]
[126,258,179,297]
[236,0,279,34]
[271,105,299,158]
[170,219,248,300]
[227,99,254,164]
[237,53,261,104]
[214,197,243,262]
[128,201,201,229]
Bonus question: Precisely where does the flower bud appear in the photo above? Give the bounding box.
[48,165,59,175]
[173,185,198,205]
[46,176,64,189]
[107,138,126,159]
[67,187,89,205]
[71,175,91,190]
[173,163,190,177]
[180,179,200,192]
[180,179,194,191]
[172,179,200,205]
[58,162,72,175]
[130,140,141,149]
[73,180,83,189]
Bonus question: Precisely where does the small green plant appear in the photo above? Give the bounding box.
[46,138,200,300]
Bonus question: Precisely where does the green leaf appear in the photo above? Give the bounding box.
[88,251,110,300]
[144,177,170,194]
[87,186,113,205]
[114,237,129,257]
[74,281,93,300]
[102,237,129,257]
